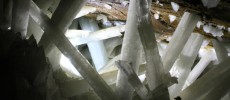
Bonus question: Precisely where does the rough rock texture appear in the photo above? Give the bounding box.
[85,1,230,38]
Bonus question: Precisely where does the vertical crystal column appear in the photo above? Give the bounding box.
[79,18,108,70]
[116,0,143,99]
[162,12,200,72]
[169,33,204,98]
[115,61,149,100]
[136,0,170,99]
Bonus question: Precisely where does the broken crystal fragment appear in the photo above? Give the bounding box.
[196,21,204,28]
[169,14,176,23]
[97,14,108,23]
[217,25,225,30]
[171,2,180,12]
[103,4,112,9]
[203,25,224,37]
[154,13,160,19]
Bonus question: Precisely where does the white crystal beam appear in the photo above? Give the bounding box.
[169,33,204,98]
[182,57,211,89]
[115,60,149,100]
[29,1,117,99]
[116,0,143,99]
[67,25,124,46]
[162,12,200,72]
[179,58,230,100]
[79,18,109,71]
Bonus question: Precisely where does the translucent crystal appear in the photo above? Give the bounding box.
[179,58,230,100]
[183,56,211,89]
[169,14,176,23]
[66,25,124,46]
[169,33,204,98]
[79,18,108,70]
[171,2,180,12]
[162,12,200,72]
[75,6,96,18]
